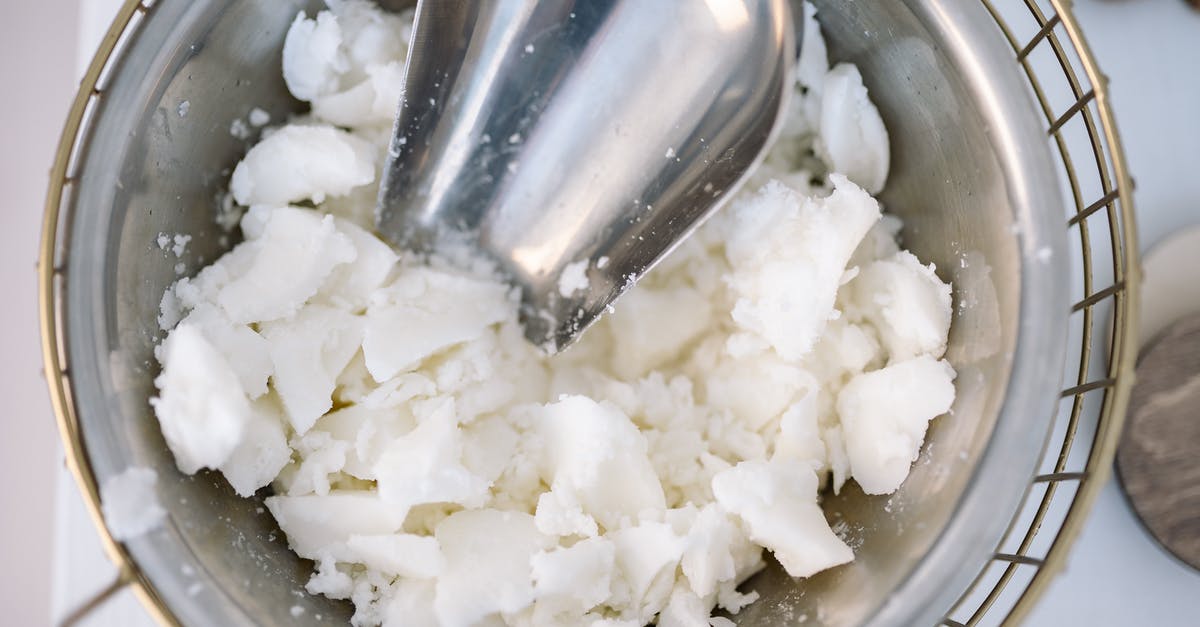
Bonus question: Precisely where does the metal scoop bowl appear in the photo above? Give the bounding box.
[377,0,795,351]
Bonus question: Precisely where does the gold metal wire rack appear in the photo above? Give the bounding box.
[941,0,1139,624]
[38,0,1138,625]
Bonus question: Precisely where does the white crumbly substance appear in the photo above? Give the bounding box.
[101,467,167,540]
[151,2,956,626]
[557,261,590,297]
[249,107,272,127]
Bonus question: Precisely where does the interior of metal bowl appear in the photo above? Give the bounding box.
[57,0,1069,625]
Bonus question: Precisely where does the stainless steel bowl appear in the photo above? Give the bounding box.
[43,0,1079,625]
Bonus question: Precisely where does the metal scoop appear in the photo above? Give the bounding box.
[377,0,795,352]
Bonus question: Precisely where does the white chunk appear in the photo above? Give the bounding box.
[313,403,417,481]
[286,430,350,496]
[772,395,827,470]
[723,176,880,362]
[306,555,353,599]
[373,398,490,520]
[534,489,599,538]
[265,491,407,561]
[843,251,953,363]
[362,265,511,381]
[606,285,713,380]
[712,460,853,578]
[176,303,272,399]
[807,318,883,383]
[383,579,438,627]
[678,504,752,598]
[216,207,356,324]
[703,353,816,431]
[218,395,292,497]
[536,396,666,532]
[260,304,364,434]
[325,0,410,71]
[557,260,591,297]
[433,509,550,627]
[283,4,410,127]
[817,63,890,194]
[460,414,521,486]
[658,582,714,627]
[151,323,252,473]
[169,241,256,314]
[823,424,852,494]
[318,218,400,310]
[836,356,956,494]
[230,125,375,206]
[344,533,445,579]
[796,2,829,95]
[248,107,271,127]
[282,11,346,102]
[531,537,616,613]
[610,521,686,622]
[848,213,903,268]
[101,467,166,541]
[312,62,406,128]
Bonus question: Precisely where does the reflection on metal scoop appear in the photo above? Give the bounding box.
[377,0,795,351]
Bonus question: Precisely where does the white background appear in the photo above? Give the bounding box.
[0,1,1196,625]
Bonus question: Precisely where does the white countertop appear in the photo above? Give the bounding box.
[2,1,1197,625]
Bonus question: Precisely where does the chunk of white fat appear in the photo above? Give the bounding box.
[312,61,406,128]
[101,467,166,541]
[836,356,956,495]
[151,323,252,474]
[772,393,827,469]
[218,395,292,497]
[168,239,258,315]
[260,304,364,434]
[795,2,829,95]
[677,504,752,598]
[174,303,272,399]
[343,533,445,578]
[807,318,882,383]
[317,218,399,310]
[534,488,599,538]
[531,536,616,614]
[283,3,411,124]
[313,402,419,481]
[384,579,438,627]
[703,352,816,431]
[460,414,521,486]
[282,11,345,102]
[230,125,375,206]
[723,175,880,362]
[610,521,687,621]
[264,491,407,561]
[557,260,590,297]
[216,207,357,324]
[536,396,666,532]
[817,63,890,194]
[362,265,511,381]
[712,460,853,578]
[843,251,953,363]
[658,581,715,627]
[605,284,714,380]
[372,398,490,520]
[433,509,551,627]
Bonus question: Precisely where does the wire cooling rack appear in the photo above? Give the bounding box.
[941,1,1138,625]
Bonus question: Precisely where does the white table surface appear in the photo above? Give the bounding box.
[3,1,1196,625]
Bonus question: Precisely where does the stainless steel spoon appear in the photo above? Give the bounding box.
[377,0,795,352]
